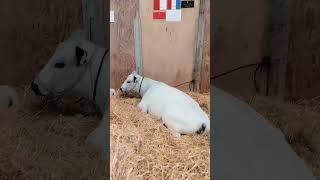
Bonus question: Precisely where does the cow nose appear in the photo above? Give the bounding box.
[119,88,123,92]
[31,81,40,95]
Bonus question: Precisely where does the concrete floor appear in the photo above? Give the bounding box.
[211,85,315,180]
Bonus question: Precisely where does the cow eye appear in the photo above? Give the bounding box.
[54,62,66,68]
[127,81,130,83]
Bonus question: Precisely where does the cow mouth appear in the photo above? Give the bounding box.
[31,81,46,96]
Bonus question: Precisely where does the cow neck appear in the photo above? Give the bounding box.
[138,77,155,97]
[90,47,108,112]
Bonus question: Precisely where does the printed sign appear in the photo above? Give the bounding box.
[110,11,115,22]
[155,0,181,10]
[153,11,166,19]
[167,0,181,10]
[154,0,160,10]
[153,0,182,21]
[160,0,167,10]
[166,9,181,22]
[181,0,194,8]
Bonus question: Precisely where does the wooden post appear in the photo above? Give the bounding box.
[192,0,206,92]
[264,0,294,100]
[134,0,143,76]
[82,0,106,47]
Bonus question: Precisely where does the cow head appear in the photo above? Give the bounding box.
[119,71,142,94]
[31,30,96,97]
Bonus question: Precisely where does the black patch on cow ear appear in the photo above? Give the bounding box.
[133,76,137,83]
[75,46,88,66]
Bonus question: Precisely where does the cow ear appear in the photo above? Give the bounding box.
[75,46,88,66]
[133,76,137,83]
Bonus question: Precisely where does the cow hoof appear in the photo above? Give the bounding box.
[171,131,181,138]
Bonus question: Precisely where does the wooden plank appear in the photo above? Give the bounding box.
[192,0,206,92]
[82,0,106,47]
[265,0,294,100]
[199,0,210,93]
[110,0,137,88]
[286,0,320,100]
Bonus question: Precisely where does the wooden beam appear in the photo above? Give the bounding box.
[266,0,294,100]
[134,0,143,76]
[82,0,106,47]
[192,0,206,92]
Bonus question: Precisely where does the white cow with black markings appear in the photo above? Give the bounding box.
[31,30,109,159]
[119,71,210,137]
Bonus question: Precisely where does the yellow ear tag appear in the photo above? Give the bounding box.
[80,52,88,65]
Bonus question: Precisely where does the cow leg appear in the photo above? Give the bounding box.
[170,129,181,138]
[85,112,108,160]
[137,101,148,113]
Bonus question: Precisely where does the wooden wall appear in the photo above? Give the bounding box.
[0,0,83,86]
[211,0,267,97]
[286,0,320,100]
[110,0,137,89]
[139,0,199,91]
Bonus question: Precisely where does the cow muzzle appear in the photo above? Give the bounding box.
[31,81,43,96]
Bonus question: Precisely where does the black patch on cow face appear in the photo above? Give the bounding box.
[133,76,137,83]
[75,46,87,66]
[196,124,206,134]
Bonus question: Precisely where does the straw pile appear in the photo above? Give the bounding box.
[241,95,320,179]
[0,85,107,180]
[110,92,210,180]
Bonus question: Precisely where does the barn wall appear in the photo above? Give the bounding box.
[110,0,137,89]
[286,0,320,100]
[139,0,200,91]
[212,0,267,97]
[0,0,83,86]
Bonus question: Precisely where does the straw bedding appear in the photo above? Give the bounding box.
[0,86,107,180]
[241,95,320,179]
[1,84,320,179]
[110,92,211,180]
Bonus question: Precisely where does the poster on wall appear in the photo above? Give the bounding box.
[153,11,166,19]
[166,10,181,22]
[181,0,194,8]
[153,0,182,21]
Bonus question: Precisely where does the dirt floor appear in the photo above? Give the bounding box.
[240,95,320,179]
[0,85,107,180]
[110,92,210,180]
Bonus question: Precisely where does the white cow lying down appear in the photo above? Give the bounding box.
[0,85,18,111]
[120,71,210,136]
[31,30,109,159]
